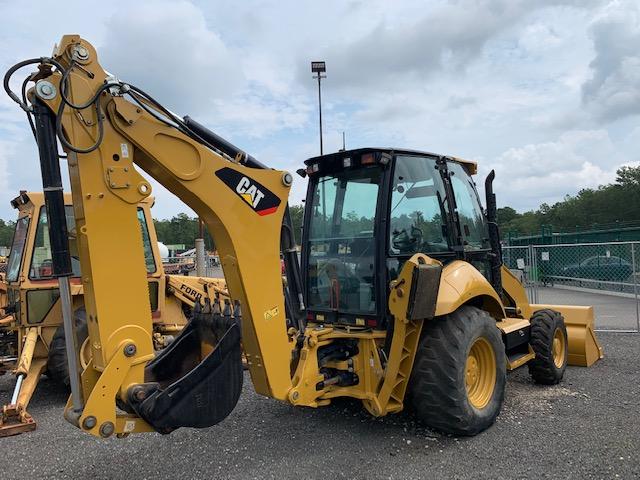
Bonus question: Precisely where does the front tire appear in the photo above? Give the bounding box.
[528,309,567,385]
[409,305,506,436]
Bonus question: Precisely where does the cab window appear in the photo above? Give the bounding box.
[307,168,381,314]
[29,207,80,280]
[6,216,29,282]
[137,208,156,274]
[389,156,449,255]
[448,162,488,251]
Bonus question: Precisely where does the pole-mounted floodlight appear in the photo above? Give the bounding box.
[311,61,326,155]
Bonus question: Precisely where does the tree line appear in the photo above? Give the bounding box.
[152,205,305,252]
[497,165,640,237]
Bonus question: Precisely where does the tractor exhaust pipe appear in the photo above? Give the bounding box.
[485,170,503,297]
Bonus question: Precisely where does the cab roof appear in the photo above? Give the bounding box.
[304,147,477,175]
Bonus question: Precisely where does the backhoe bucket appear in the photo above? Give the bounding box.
[533,304,603,367]
[128,301,243,433]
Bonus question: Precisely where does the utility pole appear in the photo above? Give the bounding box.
[311,61,326,155]
[195,217,206,277]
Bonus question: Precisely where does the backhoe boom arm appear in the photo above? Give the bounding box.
[8,35,295,436]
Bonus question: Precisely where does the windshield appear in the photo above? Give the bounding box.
[307,167,381,314]
[389,155,450,255]
[6,216,29,282]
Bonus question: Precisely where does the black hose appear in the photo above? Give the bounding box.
[55,90,105,154]
[126,90,183,130]
[3,58,48,111]
[58,61,111,110]
[126,86,225,157]
[3,56,97,154]
[21,75,37,141]
[53,60,114,153]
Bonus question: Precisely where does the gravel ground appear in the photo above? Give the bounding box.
[0,333,638,480]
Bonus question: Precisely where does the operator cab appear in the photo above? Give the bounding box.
[301,148,492,329]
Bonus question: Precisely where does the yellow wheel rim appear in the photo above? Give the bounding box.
[552,328,566,368]
[465,337,497,409]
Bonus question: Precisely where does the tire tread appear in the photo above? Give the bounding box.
[528,309,567,385]
[409,305,506,436]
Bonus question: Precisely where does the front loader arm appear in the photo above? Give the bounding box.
[10,35,294,436]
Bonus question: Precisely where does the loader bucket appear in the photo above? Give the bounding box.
[532,304,603,367]
[127,301,243,433]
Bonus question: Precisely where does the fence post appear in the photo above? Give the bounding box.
[528,244,537,304]
[633,243,640,332]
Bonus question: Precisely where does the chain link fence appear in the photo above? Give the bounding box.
[163,255,223,278]
[504,242,640,332]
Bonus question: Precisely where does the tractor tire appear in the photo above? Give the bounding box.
[409,305,506,436]
[528,309,567,385]
[47,308,88,388]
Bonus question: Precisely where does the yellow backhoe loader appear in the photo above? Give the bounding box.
[0,191,228,436]
[3,35,602,438]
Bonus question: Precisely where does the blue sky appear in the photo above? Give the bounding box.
[0,0,638,220]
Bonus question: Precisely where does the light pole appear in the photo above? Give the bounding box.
[311,61,326,155]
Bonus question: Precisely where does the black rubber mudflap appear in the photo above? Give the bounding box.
[128,303,243,433]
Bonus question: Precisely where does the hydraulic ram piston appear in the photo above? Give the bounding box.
[32,98,84,416]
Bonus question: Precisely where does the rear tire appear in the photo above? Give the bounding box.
[528,309,567,385]
[47,308,88,387]
[409,305,506,436]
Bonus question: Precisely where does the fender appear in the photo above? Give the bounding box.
[435,260,505,319]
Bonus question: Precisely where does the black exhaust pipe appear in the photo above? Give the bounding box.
[485,170,503,297]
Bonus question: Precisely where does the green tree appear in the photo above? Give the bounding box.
[153,214,215,251]
[497,207,518,226]
[499,165,640,238]
[0,219,15,248]
[616,166,640,187]
[289,204,304,244]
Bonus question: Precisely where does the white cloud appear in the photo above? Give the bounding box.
[485,130,629,210]
[99,0,242,115]
[210,91,312,139]
[582,0,640,121]
[308,0,602,92]
[0,0,636,221]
